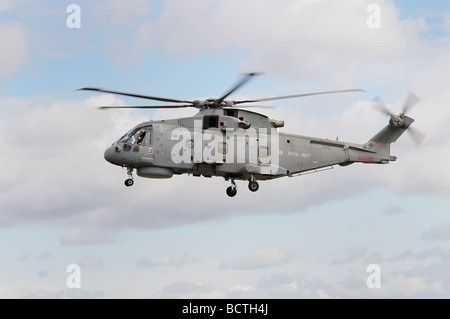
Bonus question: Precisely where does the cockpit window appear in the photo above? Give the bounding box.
[119,129,140,144]
[119,128,151,145]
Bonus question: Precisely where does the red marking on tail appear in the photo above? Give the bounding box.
[358,155,375,161]
[374,139,386,150]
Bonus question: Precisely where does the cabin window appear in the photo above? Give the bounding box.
[203,115,219,129]
[138,131,151,146]
[224,109,238,118]
[136,131,145,145]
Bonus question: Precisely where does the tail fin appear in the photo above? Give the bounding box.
[363,115,414,161]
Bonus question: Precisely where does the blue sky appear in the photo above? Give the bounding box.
[1,0,450,298]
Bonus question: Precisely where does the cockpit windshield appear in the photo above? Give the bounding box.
[119,128,151,145]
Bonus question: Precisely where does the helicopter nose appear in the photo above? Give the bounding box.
[104,144,119,164]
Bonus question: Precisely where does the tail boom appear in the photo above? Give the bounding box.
[346,116,414,164]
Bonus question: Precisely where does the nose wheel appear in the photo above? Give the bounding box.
[124,178,134,187]
[124,167,134,187]
[226,186,237,197]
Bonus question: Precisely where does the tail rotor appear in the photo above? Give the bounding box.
[372,92,425,145]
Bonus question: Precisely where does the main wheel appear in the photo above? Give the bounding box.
[248,180,259,192]
[124,178,134,187]
[226,186,237,197]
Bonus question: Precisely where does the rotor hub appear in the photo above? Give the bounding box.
[391,114,405,127]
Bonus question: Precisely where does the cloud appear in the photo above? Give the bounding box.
[378,275,446,297]
[221,247,294,269]
[331,245,368,265]
[0,22,28,77]
[37,252,52,260]
[16,253,29,262]
[162,280,214,297]
[136,253,193,269]
[382,205,405,215]
[422,224,450,241]
[0,285,107,299]
[60,228,115,245]
[100,0,152,26]
[254,271,330,298]
[79,257,103,268]
[136,257,159,269]
[118,0,426,85]
[168,253,192,268]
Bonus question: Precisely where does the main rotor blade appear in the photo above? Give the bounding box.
[402,92,420,115]
[98,105,194,110]
[233,89,365,104]
[215,72,260,106]
[78,87,193,104]
[228,104,274,109]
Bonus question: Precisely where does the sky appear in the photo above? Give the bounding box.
[0,0,450,299]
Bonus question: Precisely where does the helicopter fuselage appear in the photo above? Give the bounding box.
[104,108,407,193]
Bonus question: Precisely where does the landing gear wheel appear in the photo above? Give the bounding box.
[124,178,134,187]
[248,180,259,192]
[124,167,134,187]
[226,186,237,197]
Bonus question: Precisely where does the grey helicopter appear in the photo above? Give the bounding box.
[78,73,423,197]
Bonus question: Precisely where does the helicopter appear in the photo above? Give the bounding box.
[78,73,423,197]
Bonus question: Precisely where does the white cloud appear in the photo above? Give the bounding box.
[0,0,13,12]
[135,253,193,269]
[0,22,28,77]
[161,280,215,298]
[60,228,115,245]
[378,275,446,297]
[120,0,426,85]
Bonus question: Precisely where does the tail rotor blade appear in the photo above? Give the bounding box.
[402,92,420,115]
[372,96,393,117]
[408,126,426,146]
